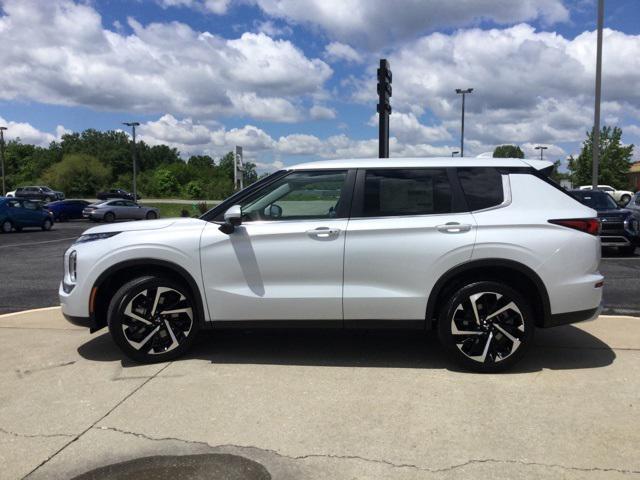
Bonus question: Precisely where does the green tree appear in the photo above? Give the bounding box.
[493,145,524,158]
[568,126,634,188]
[188,155,215,169]
[40,154,111,196]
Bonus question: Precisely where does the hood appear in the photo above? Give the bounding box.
[82,217,206,235]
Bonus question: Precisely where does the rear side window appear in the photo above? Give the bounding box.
[457,167,504,211]
[363,168,452,217]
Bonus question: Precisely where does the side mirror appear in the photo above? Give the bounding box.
[219,204,242,234]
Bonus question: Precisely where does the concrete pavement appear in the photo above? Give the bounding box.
[1,308,639,479]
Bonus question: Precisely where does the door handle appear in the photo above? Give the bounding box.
[436,222,472,234]
[306,227,341,238]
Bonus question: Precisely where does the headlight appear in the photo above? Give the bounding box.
[69,250,77,283]
[74,232,120,244]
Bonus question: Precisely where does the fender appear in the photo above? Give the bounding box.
[90,258,207,331]
[425,258,551,329]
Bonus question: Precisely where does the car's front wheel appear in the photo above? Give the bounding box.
[1,220,12,233]
[42,218,53,231]
[437,281,534,373]
[107,275,200,363]
[145,211,157,220]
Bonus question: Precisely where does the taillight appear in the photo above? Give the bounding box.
[548,218,601,235]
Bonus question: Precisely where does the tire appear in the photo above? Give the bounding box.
[58,214,68,223]
[42,218,53,231]
[107,275,200,363]
[145,211,157,220]
[437,281,534,373]
[619,245,636,256]
[1,220,12,233]
[620,195,631,206]
[104,212,115,223]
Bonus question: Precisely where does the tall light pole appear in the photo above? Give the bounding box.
[455,88,473,157]
[0,126,7,196]
[592,0,604,189]
[535,145,548,160]
[451,150,459,157]
[123,122,140,200]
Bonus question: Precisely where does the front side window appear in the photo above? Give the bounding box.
[457,167,504,211]
[362,168,452,217]
[240,170,347,221]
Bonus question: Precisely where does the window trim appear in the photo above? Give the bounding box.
[350,167,465,219]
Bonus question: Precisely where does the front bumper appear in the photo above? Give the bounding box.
[544,304,602,328]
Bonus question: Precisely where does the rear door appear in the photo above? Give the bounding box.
[343,168,476,322]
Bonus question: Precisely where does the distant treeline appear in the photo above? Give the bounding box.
[2,129,258,199]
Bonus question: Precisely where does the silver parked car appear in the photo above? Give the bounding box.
[83,200,159,222]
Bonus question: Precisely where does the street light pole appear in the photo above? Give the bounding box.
[123,122,140,200]
[0,126,7,196]
[592,0,604,189]
[535,145,548,161]
[455,88,473,157]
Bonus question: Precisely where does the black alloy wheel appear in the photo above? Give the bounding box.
[438,281,534,373]
[108,276,199,363]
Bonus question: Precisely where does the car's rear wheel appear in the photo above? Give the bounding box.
[104,212,115,222]
[42,218,53,231]
[107,275,200,363]
[437,281,534,373]
[145,211,157,220]
[1,220,12,233]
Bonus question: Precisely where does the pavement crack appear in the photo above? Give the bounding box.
[21,362,172,480]
[0,427,75,439]
[16,361,76,378]
[94,426,640,475]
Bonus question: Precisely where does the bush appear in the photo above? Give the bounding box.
[40,154,110,196]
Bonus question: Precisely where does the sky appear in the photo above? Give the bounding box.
[0,0,639,172]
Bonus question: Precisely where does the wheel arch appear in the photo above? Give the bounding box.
[89,258,206,332]
[426,259,551,329]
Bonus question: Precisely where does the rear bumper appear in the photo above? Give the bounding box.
[543,304,602,328]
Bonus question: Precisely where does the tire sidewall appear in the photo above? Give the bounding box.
[1,220,12,233]
[108,275,200,363]
[437,281,535,373]
[146,211,157,220]
[104,212,115,222]
[42,218,52,231]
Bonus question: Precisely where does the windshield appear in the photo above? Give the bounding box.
[574,191,618,210]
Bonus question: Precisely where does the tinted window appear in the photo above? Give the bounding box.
[572,191,618,210]
[362,169,452,217]
[240,170,348,221]
[457,167,504,211]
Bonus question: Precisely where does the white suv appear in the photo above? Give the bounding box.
[60,157,603,372]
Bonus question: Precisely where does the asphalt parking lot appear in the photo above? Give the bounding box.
[0,220,639,316]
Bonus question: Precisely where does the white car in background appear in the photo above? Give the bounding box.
[60,157,603,372]
[579,184,634,205]
[5,190,16,197]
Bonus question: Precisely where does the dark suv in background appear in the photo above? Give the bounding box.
[15,186,64,202]
[96,189,140,201]
[570,189,640,255]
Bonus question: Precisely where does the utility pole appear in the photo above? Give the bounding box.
[455,88,473,157]
[234,146,244,191]
[0,126,7,196]
[123,122,140,200]
[377,59,392,158]
[592,0,604,189]
[535,145,548,160]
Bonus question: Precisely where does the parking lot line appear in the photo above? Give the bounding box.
[1,236,78,248]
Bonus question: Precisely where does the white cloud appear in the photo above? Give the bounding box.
[0,116,66,147]
[369,112,451,143]
[0,0,332,122]
[323,42,363,63]
[254,20,292,37]
[349,24,640,152]
[309,105,337,120]
[252,0,569,48]
[156,0,230,15]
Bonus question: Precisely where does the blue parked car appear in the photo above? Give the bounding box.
[0,197,54,233]
[46,199,91,222]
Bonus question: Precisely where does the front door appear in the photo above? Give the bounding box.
[200,169,353,321]
[343,168,476,321]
